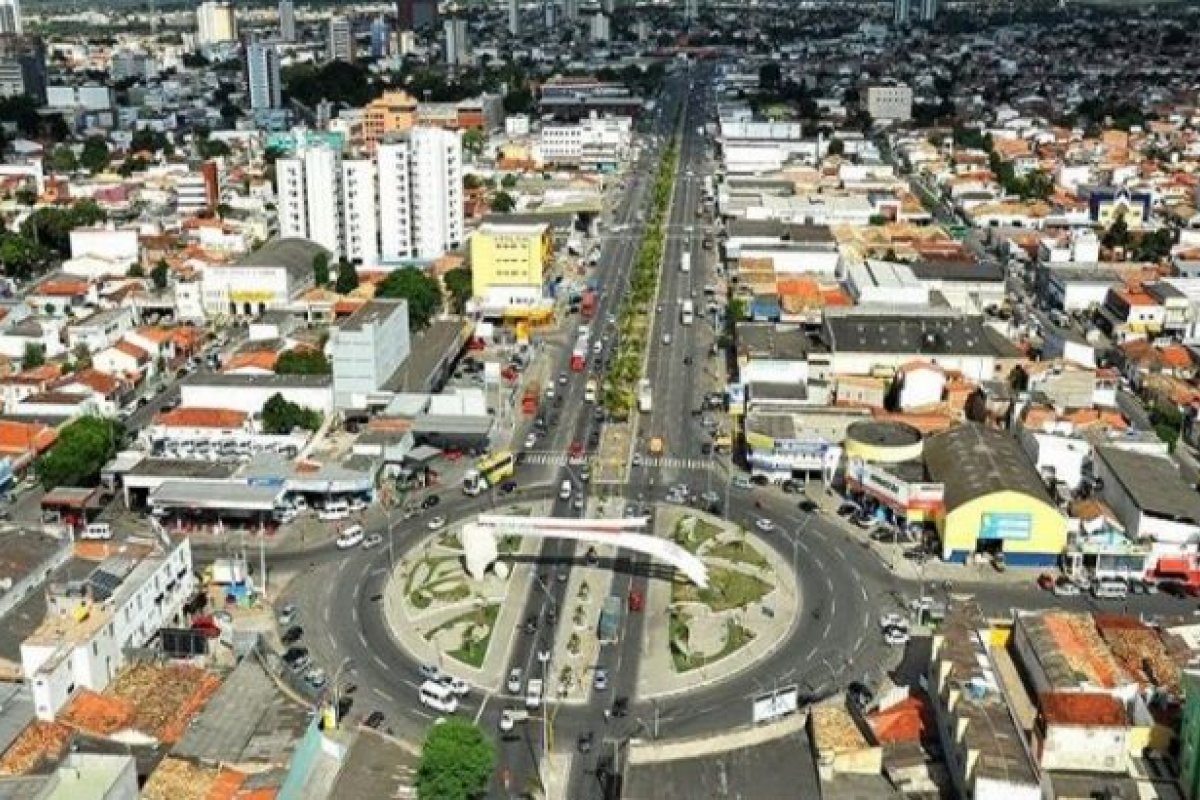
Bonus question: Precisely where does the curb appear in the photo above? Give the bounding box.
[627,706,808,765]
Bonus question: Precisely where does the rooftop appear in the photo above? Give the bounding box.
[381,318,468,394]
[824,314,1018,358]
[328,729,418,800]
[1017,612,1129,691]
[337,298,407,332]
[908,259,1005,283]
[736,323,825,360]
[180,372,332,389]
[0,530,69,598]
[1096,446,1200,524]
[924,423,1051,512]
[235,237,328,285]
[125,457,240,480]
[1039,691,1127,727]
[153,407,248,429]
[846,420,923,448]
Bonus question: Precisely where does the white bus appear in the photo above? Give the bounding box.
[419,680,459,713]
[680,300,694,325]
[637,379,653,413]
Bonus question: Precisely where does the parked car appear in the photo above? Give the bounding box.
[421,495,441,510]
[419,664,444,682]
[281,626,304,645]
[593,667,609,692]
[336,525,365,549]
[439,676,470,696]
[277,604,298,627]
[1053,579,1081,597]
[365,711,386,729]
[883,626,910,646]
[754,518,776,533]
[507,668,523,694]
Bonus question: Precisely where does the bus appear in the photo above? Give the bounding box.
[637,379,653,413]
[680,300,694,326]
[463,450,516,495]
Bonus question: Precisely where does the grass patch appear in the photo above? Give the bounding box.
[443,603,500,668]
[705,539,768,570]
[498,535,520,554]
[439,532,462,550]
[672,565,771,612]
[672,620,756,673]
[405,556,464,609]
[673,516,723,553]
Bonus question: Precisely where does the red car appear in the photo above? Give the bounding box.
[628,590,644,612]
[1036,573,1055,591]
[569,441,584,457]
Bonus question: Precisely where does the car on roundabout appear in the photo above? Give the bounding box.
[882,626,910,646]
[438,676,470,696]
[419,664,444,682]
[361,533,384,550]
[879,613,908,631]
[335,525,364,549]
[421,494,440,510]
[1053,578,1082,597]
[754,518,776,533]
[427,516,446,530]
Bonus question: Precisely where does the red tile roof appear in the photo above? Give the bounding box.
[1039,691,1126,727]
[155,408,248,429]
[58,368,122,396]
[867,694,936,744]
[223,351,279,373]
[0,420,56,454]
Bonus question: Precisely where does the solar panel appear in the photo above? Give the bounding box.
[88,569,123,601]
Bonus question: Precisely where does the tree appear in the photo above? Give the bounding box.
[49,145,77,173]
[200,138,231,159]
[127,263,145,278]
[443,266,472,314]
[71,342,92,371]
[462,128,485,157]
[416,719,494,800]
[14,188,35,206]
[130,128,172,155]
[463,174,483,191]
[0,233,49,278]
[22,342,44,368]
[151,259,169,290]
[261,393,322,434]
[312,252,330,287]
[1102,210,1131,251]
[490,191,515,213]
[826,137,845,157]
[758,62,781,92]
[275,349,332,375]
[500,173,518,189]
[377,267,443,330]
[334,260,360,294]
[79,135,110,172]
[35,416,120,489]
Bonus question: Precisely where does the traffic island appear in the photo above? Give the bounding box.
[638,507,801,697]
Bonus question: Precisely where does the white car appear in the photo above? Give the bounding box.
[754,518,776,533]
[879,613,908,631]
[506,667,523,694]
[361,533,384,550]
[427,516,447,531]
[883,627,910,646]
[336,525,365,549]
[1053,580,1081,597]
[439,676,470,696]
[524,433,538,450]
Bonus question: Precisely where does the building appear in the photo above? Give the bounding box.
[866,85,913,123]
[918,0,937,22]
[200,238,322,317]
[362,90,418,148]
[277,144,344,258]
[469,223,552,309]
[1183,670,1200,800]
[278,0,295,41]
[0,0,20,34]
[179,372,333,416]
[342,159,379,265]
[175,171,213,215]
[443,17,468,66]
[0,34,45,102]
[398,0,437,30]
[328,16,353,62]
[924,423,1067,566]
[21,540,195,720]
[370,15,389,57]
[246,41,281,111]
[330,299,411,409]
[378,127,464,261]
[538,114,632,171]
[196,0,237,46]
[589,12,610,43]
[507,0,519,35]
[893,0,909,25]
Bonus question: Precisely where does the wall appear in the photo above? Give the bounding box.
[831,351,997,383]
[200,265,290,316]
[180,382,334,416]
[1020,430,1088,491]
[69,229,139,264]
[898,367,945,410]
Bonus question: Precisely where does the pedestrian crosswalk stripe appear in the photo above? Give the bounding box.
[521,451,717,472]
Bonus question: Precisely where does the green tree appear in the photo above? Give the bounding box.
[72,342,92,371]
[130,128,171,155]
[490,191,515,213]
[463,174,483,191]
[312,252,330,287]
[377,267,443,330]
[151,259,169,290]
[416,718,494,800]
[0,233,48,278]
[49,145,77,173]
[261,393,322,434]
[14,188,35,206]
[462,128,485,157]
[200,138,231,159]
[127,263,145,278]
[22,200,107,257]
[22,341,44,368]
[442,266,472,314]
[500,173,518,189]
[334,260,360,294]
[275,349,332,375]
[79,135,110,172]
[826,137,844,157]
[1102,210,1131,251]
[35,416,121,489]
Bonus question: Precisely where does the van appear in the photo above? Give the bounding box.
[525,678,544,709]
[318,500,350,521]
[418,680,459,713]
[81,522,113,541]
[559,480,572,501]
[336,525,364,549]
[1093,580,1128,600]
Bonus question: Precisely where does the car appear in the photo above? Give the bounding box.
[499,480,517,495]
[580,466,591,482]
[523,616,538,634]
[847,681,875,711]
[336,525,365,549]
[798,499,818,513]
[661,333,672,345]
[611,697,629,717]
[439,676,470,696]
[780,479,801,494]
[572,496,584,510]
[362,533,384,550]
[835,501,862,519]
[419,664,444,682]
[547,606,557,625]
[525,433,538,450]
[277,604,298,627]
[365,711,386,729]
[879,613,908,631]
[281,625,304,644]
[421,495,440,509]
[569,441,584,458]
[545,386,556,400]
[577,732,595,754]
[628,590,644,612]
[588,430,601,446]
[754,518,776,533]
[554,396,564,408]
[507,668,524,694]
[593,667,609,691]
[558,372,568,385]
[585,546,599,566]
[427,516,446,530]
[883,626,910,646]
[1051,579,1081,597]
[535,416,548,430]
[305,667,328,689]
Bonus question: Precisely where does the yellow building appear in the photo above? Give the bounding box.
[924,423,1066,567]
[469,223,553,313]
[362,90,418,148]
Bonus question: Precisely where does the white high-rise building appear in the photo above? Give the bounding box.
[562,0,578,22]
[277,145,344,257]
[507,0,519,36]
[893,0,909,26]
[379,128,463,261]
[196,1,238,45]
[683,0,697,24]
[246,42,281,110]
[0,0,22,35]
[342,160,379,265]
[443,17,469,66]
[919,0,937,22]
[589,12,609,42]
[328,16,354,62]
[279,0,296,41]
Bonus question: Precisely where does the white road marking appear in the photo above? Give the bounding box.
[830,599,836,618]
[401,679,420,691]
[412,708,434,720]
[374,655,389,671]
[473,695,490,724]
[860,585,868,602]
[358,631,368,648]
[351,604,358,624]
[324,605,331,626]
[327,633,336,650]
[822,619,832,640]
[854,633,864,652]
[380,689,397,703]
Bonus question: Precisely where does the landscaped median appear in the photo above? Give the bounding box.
[602,136,680,421]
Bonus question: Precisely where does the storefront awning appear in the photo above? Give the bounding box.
[150,481,283,511]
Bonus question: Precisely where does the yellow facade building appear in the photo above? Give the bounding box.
[362,91,418,148]
[469,223,553,315]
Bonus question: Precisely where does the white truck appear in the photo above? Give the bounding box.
[680,251,691,273]
[637,379,653,413]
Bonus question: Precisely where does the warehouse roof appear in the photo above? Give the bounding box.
[235,237,328,285]
[908,259,1005,283]
[924,423,1051,512]
[149,481,282,511]
[1096,446,1200,524]
[825,314,1019,357]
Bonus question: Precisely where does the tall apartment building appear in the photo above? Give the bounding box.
[444,17,468,66]
[0,0,21,35]
[0,33,44,102]
[893,0,909,25]
[278,0,296,41]
[398,0,437,30]
[276,127,462,264]
[866,84,913,122]
[328,16,354,62]
[919,0,937,22]
[507,0,519,35]
[196,0,238,45]
[589,12,610,43]
[246,41,281,111]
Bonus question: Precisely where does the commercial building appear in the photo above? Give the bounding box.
[539,114,632,171]
[342,159,379,265]
[328,16,353,62]
[866,85,913,123]
[893,0,909,25]
[843,420,943,527]
[744,408,865,480]
[397,0,437,30]
[20,540,195,720]
[924,423,1067,566]
[469,223,552,311]
[246,42,281,111]
[0,34,45,102]
[200,238,322,317]
[0,0,20,34]
[507,0,519,35]
[195,1,237,46]
[330,299,411,409]
[918,0,937,22]
[362,90,418,147]
[180,372,333,417]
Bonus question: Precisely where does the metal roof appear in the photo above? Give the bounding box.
[1096,446,1200,524]
[149,481,283,511]
[923,423,1051,512]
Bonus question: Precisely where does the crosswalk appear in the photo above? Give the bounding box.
[521,451,716,472]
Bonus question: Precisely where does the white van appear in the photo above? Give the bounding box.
[336,525,364,549]
[318,500,350,521]
[1093,580,1128,600]
[525,678,544,709]
[419,680,459,713]
[80,522,113,541]
[559,480,572,501]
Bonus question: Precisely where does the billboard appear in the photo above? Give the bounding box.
[979,512,1032,541]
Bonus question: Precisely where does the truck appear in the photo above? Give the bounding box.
[584,378,598,404]
[581,289,597,321]
[570,338,588,372]
[522,385,539,415]
[680,251,691,273]
[637,378,652,413]
[598,594,623,644]
[204,557,249,586]
[680,300,694,326]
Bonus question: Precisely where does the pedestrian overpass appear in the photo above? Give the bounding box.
[462,514,709,588]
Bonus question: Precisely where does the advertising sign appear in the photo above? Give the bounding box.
[980,512,1032,541]
[752,686,799,724]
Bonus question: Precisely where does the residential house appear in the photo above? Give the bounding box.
[92,340,152,381]
[65,307,137,355]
